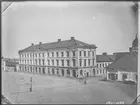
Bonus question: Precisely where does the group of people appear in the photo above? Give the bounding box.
[77,74,87,84]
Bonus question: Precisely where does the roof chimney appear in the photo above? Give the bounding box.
[102,52,107,55]
[58,39,61,42]
[39,42,42,45]
[31,43,34,46]
[71,37,74,40]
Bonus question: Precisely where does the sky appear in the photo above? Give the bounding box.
[2,1,138,58]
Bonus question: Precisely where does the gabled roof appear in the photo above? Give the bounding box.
[96,54,115,62]
[106,53,138,72]
[18,38,97,53]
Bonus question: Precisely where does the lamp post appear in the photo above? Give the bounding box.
[30,77,32,92]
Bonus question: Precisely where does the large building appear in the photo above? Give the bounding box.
[106,35,138,83]
[18,37,97,78]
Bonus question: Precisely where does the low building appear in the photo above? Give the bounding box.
[96,52,115,76]
[106,53,138,83]
[2,58,19,72]
[106,35,138,83]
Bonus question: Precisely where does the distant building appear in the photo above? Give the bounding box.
[106,35,138,83]
[2,58,19,72]
[18,37,97,78]
[96,52,115,76]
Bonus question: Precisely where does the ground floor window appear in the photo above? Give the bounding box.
[48,68,50,74]
[30,67,32,72]
[122,74,127,81]
[80,70,83,76]
[108,73,117,80]
[93,69,95,75]
[52,68,55,75]
[36,67,37,73]
[67,69,70,76]
[39,68,41,73]
[56,69,59,75]
[62,69,64,76]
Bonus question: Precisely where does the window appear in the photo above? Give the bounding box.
[79,51,82,57]
[48,53,49,57]
[43,68,45,74]
[72,51,76,57]
[79,59,82,67]
[92,51,94,56]
[39,59,41,65]
[56,60,59,66]
[66,51,69,57]
[93,59,94,66]
[52,60,54,66]
[35,59,37,65]
[100,64,101,67]
[61,52,64,57]
[42,53,44,57]
[84,51,86,56]
[48,60,50,65]
[72,59,76,67]
[80,70,83,75]
[61,60,64,66]
[84,59,86,66]
[30,60,32,65]
[88,59,91,66]
[36,67,37,73]
[88,51,90,57]
[52,52,54,57]
[39,68,41,73]
[42,59,45,65]
[67,60,70,66]
[48,68,50,74]
[56,52,59,57]
[39,53,41,57]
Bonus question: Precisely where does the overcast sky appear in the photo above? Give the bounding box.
[2,1,137,58]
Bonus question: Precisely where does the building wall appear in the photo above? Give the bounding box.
[18,47,97,78]
[96,62,112,76]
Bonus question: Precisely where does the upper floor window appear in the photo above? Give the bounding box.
[67,60,70,66]
[79,59,82,67]
[61,52,64,57]
[48,60,50,65]
[42,53,44,57]
[56,52,59,57]
[42,59,45,65]
[79,51,82,57]
[100,63,101,67]
[88,51,90,57]
[48,53,50,57]
[84,59,86,66]
[72,59,76,67]
[72,51,76,57]
[36,53,37,57]
[88,59,91,66]
[66,51,69,57]
[84,51,86,57]
[93,59,94,66]
[39,53,41,57]
[52,52,54,57]
[61,60,64,66]
[52,60,54,66]
[56,60,59,66]
[92,51,94,56]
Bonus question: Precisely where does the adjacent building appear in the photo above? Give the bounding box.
[106,35,138,83]
[96,52,115,76]
[2,57,19,72]
[18,37,97,78]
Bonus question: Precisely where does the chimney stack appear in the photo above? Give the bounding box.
[39,42,42,45]
[31,43,34,46]
[58,39,61,42]
[102,52,107,55]
[71,37,74,40]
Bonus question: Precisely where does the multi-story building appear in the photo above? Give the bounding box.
[18,37,97,78]
[96,52,115,76]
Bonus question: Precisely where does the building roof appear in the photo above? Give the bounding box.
[106,53,138,72]
[113,52,130,61]
[18,37,97,53]
[96,54,115,62]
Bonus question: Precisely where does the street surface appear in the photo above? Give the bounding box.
[2,71,137,104]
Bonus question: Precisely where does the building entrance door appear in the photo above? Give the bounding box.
[73,70,76,78]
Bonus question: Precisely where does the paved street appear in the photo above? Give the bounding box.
[2,71,137,104]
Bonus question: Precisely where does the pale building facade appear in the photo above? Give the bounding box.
[18,37,97,78]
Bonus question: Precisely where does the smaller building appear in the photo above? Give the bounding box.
[2,58,19,72]
[96,52,115,76]
[106,53,138,83]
